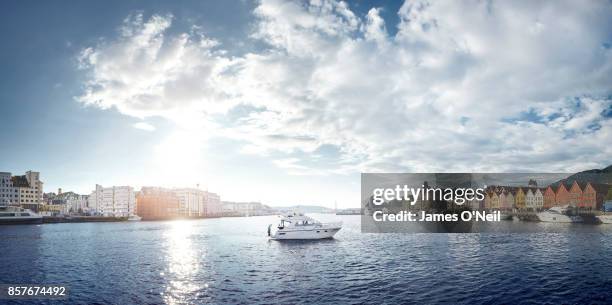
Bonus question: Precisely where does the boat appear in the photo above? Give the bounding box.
[127,214,142,221]
[596,214,612,224]
[537,206,583,223]
[268,213,342,240]
[500,212,513,220]
[0,205,43,225]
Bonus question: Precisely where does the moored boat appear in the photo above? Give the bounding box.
[596,214,612,224]
[127,214,142,221]
[0,205,42,225]
[537,206,583,223]
[268,213,342,240]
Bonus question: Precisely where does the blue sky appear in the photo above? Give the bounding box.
[1,0,610,207]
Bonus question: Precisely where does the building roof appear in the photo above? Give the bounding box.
[11,175,30,188]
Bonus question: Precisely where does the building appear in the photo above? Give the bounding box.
[525,189,536,210]
[534,188,544,210]
[515,188,526,209]
[490,192,500,209]
[581,182,609,210]
[568,181,583,208]
[0,172,17,206]
[544,186,556,208]
[0,171,43,211]
[504,191,515,210]
[206,192,222,216]
[555,183,570,206]
[172,188,207,216]
[88,184,136,216]
[136,187,181,220]
[45,190,89,214]
[484,192,492,209]
[223,201,262,215]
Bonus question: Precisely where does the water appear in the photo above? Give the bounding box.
[1,215,612,304]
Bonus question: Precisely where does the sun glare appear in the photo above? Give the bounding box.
[153,131,206,186]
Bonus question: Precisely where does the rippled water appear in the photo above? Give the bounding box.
[1,215,612,304]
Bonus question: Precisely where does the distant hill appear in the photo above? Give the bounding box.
[553,165,612,186]
[274,205,335,214]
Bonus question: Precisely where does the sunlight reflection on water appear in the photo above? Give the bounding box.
[163,221,202,305]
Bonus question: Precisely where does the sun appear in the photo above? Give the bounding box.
[153,130,206,186]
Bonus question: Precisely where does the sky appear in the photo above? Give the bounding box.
[0,0,610,208]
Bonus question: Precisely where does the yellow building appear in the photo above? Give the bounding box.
[515,188,526,209]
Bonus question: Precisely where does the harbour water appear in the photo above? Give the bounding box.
[1,214,612,304]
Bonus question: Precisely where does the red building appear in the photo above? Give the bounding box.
[136,187,181,220]
[568,181,583,208]
[544,186,556,208]
[581,183,609,210]
[555,183,570,206]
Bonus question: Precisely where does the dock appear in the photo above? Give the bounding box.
[42,216,128,223]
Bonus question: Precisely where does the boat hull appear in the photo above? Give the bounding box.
[0,217,43,225]
[596,215,612,224]
[271,227,341,240]
[537,212,583,223]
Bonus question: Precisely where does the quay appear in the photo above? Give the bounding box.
[505,210,600,224]
[42,216,128,223]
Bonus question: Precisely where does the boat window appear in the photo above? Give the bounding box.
[20,213,29,216]
[1,213,15,216]
[279,233,286,235]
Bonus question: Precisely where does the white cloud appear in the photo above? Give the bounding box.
[77,0,612,174]
[133,122,156,131]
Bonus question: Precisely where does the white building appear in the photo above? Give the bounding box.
[0,172,16,206]
[51,191,89,214]
[534,188,544,210]
[206,192,222,216]
[0,171,43,210]
[222,201,273,216]
[173,188,207,216]
[88,184,135,216]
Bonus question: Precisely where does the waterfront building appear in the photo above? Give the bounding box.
[498,191,506,210]
[525,189,536,210]
[222,201,275,216]
[136,187,181,220]
[206,192,222,216]
[88,184,136,216]
[581,183,609,210]
[490,192,500,209]
[0,172,17,206]
[48,190,89,214]
[534,188,544,210]
[0,171,44,211]
[484,192,491,209]
[555,183,570,206]
[568,181,583,208]
[504,191,515,210]
[173,188,207,216]
[544,186,556,208]
[515,188,526,209]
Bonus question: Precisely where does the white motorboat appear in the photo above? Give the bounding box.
[0,205,42,225]
[127,214,142,221]
[596,214,612,224]
[268,213,342,240]
[537,206,583,223]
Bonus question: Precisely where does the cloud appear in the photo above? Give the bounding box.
[133,122,156,131]
[77,0,612,173]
